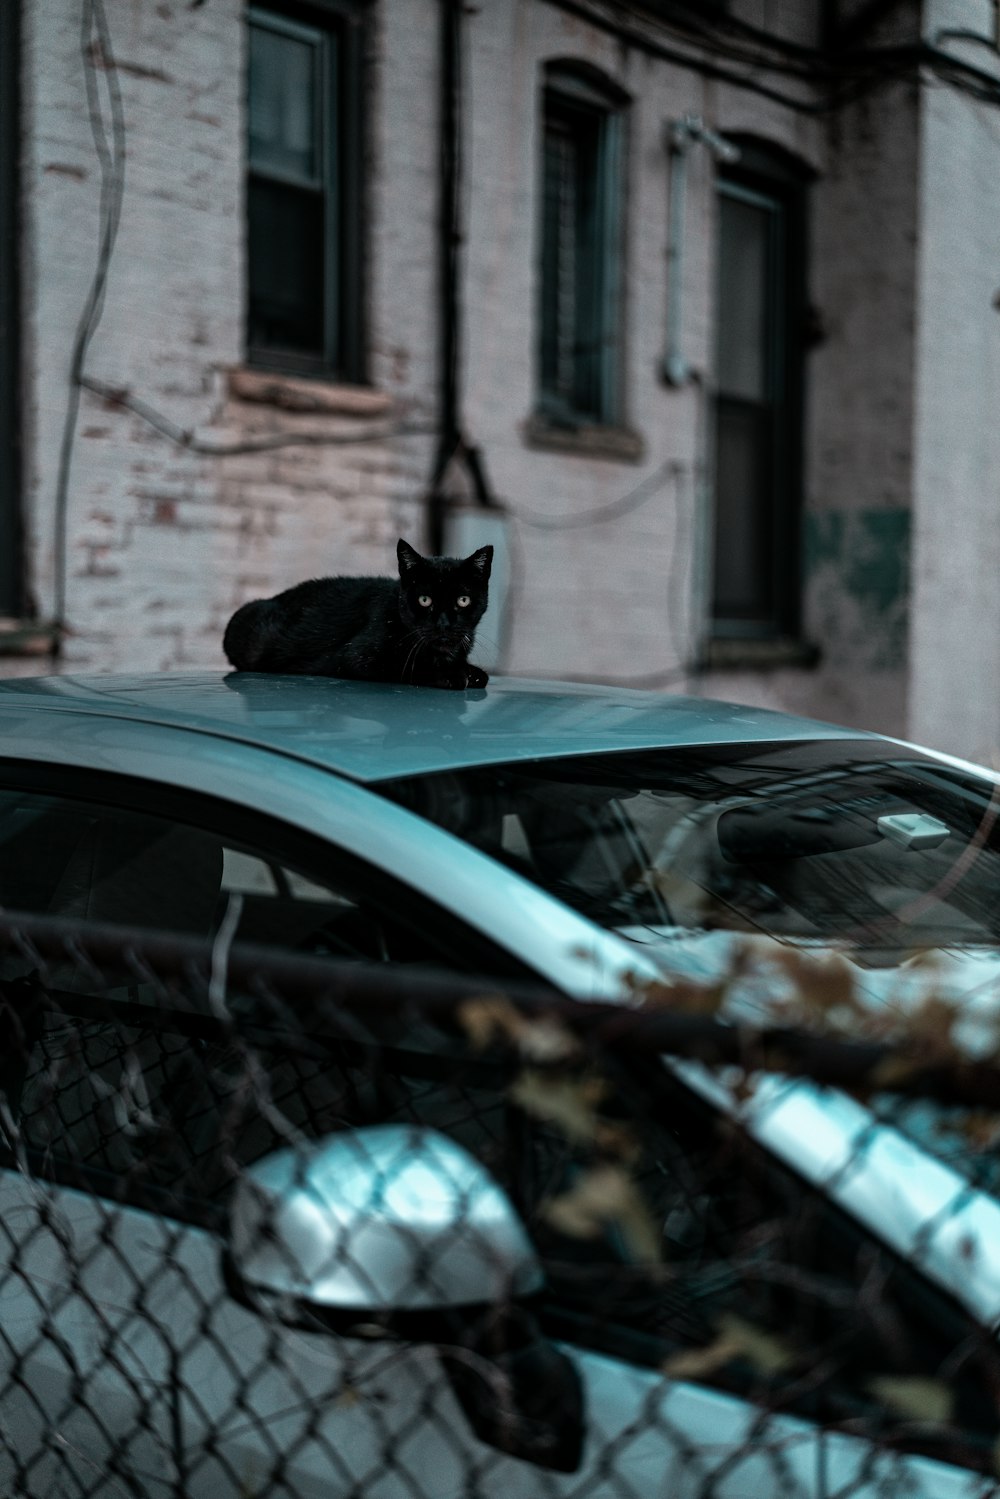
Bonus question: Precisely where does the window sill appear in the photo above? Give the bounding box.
[702,637,821,672]
[0,620,58,658]
[523,413,645,463]
[227,367,392,418]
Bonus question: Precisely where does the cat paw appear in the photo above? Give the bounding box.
[426,664,489,689]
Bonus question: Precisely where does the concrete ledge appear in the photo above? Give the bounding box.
[523,413,645,463]
[228,368,393,418]
[0,620,59,657]
[702,637,821,671]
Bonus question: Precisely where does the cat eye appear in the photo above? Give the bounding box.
[456,595,471,608]
[418,595,433,608]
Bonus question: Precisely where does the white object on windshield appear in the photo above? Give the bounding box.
[876,811,950,850]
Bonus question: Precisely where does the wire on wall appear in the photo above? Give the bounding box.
[51,0,437,649]
[52,0,126,640]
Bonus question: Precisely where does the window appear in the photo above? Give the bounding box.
[0,773,528,1220]
[382,740,1000,965]
[712,141,809,639]
[0,783,481,966]
[246,1,363,379]
[537,65,625,426]
[0,0,21,616]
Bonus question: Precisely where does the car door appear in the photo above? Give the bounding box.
[0,775,995,1498]
[5,976,992,1499]
[1,967,826,1499]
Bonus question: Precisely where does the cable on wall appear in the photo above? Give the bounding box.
[52,0,126,643]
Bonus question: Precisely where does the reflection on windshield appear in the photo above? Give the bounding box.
[381,740,1000,965]
[385,739,1000,1219]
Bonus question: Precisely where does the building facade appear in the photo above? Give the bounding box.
[1,0,998,756]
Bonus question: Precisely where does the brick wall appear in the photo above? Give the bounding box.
[18,0,434,677]
[11,0,966,754]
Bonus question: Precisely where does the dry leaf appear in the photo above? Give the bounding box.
[458,995,525,1050]
[904,995,960,1055]
[541,1163,661,1262]
[772,948,859,1016]
[510,1069,607,1145]
[868,1054,924,1092]
[518,1017,581,1065]
[717,1313,797,1375]
[458,996,579,1063]
[663,1313,796,1382]
[867,1376,954,1426]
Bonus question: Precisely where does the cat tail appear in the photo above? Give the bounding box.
[223,598,277,671]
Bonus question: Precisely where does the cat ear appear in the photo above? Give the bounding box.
[467,544,493,581]
[397,539,422,576]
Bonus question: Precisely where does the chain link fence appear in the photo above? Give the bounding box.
[1,908,1000,1498]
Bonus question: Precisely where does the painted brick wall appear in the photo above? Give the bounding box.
[13,0,979,757]
[910,57,1000,760]
[17,0,435,677]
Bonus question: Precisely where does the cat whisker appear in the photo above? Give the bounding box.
[402,635,424,682]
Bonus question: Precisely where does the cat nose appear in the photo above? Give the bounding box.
[436,612,450,629]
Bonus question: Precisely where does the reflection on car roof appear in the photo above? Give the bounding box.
[0,672,871,783]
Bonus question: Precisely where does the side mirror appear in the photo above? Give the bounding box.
[227,1123,543,1313]
[227,1123,584,1474]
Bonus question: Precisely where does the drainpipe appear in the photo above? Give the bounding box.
[429,0,461,555]
[425,0,509,670]
[662,117,739,686]
[427,0,497,552]
[662,114,739,387]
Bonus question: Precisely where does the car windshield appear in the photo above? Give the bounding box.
[380,738,1000,966]
[383,738,1000,1195]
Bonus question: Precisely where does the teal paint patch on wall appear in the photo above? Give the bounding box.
[804,508,910,669]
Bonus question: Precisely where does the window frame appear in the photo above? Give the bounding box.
[245,0,366,382]
[0,0,22,617]
[711,139,810,643]
[0,763,534,984]
[536,63,627,430]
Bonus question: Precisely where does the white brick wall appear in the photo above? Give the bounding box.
[19,0,430,677]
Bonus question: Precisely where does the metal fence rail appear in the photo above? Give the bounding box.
[1,909,1000,1498]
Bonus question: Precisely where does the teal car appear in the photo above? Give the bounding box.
[2,672,1000,1498]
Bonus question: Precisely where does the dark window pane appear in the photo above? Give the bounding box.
[246,5,356,374]
[249,19,320,183]
[0,0,20,615]
[247,177,324,357]
[717,194,772,401]
[539,86,618,424]
[572,110,604,417]
[713,398,773,622]
[540,125,575,405]
[712,173,798,636]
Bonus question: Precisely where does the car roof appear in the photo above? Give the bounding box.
[0,672,873,782]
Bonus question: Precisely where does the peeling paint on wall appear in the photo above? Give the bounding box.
[805,508,910,670]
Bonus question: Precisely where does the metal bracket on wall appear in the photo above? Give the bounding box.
[662,115,739,388]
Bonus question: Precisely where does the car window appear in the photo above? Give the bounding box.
[380,742,1000,960]
[0,785,449,969]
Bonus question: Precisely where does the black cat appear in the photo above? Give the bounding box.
[223,538,493,689]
